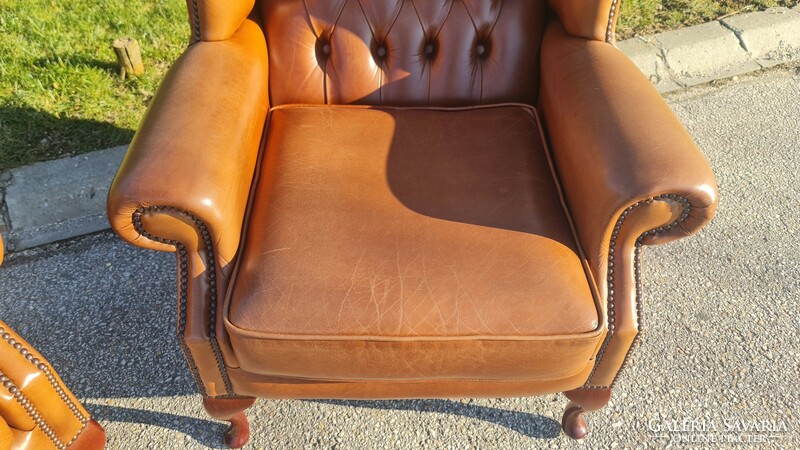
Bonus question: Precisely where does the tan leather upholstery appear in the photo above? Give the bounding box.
[540,20,718,386]
[0,321,104,450]
[108,17,269,263]
[547,0,619,41]
[226,104,601,381]
[261,0,546,106]
[186,0,255,42]
[107,0,718,432]
[227,364,596,399]
[0,239,105,450]
[0,419,11,450]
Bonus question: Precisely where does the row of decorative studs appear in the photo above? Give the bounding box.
[0,326,89,431]
[190,0,200,42]
[0,369,83,449]
[132,206,235,397]
[584,193,692,389]
[610,241,645,386]
[606,0,619,43]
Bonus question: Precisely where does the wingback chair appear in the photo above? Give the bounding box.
[108,0,718,447]
[0,239,106,450]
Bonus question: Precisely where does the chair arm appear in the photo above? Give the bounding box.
[540,20,718,387]
[540,19,718,272]
[107,18,268,264]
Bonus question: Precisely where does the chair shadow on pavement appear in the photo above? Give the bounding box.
[84,403,228,449]
[313,399,562,439]
[0,105,133,171]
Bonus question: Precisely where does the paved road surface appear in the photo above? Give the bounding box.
[1,65,798,449]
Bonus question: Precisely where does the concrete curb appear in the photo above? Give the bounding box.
[617,7,800,93]
[1,8,799,252]
[0,146,126,251]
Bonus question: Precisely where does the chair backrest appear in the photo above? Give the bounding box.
[259,0,547,106]
[186,0,619,106]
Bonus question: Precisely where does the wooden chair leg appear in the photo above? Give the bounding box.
[561,387,612,440]
[203,397,257,449]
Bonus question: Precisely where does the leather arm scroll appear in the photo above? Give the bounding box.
[540,19,718,387]
[107,18,268,264]
[106,18,268,397]
[540,19,718,280]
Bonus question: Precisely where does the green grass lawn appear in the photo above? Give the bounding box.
[0,0,797,171]
[0,0,187,171]
[618,0,799,39]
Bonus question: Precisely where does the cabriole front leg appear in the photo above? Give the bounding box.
[203,397,257,449]
[561,387,612,439]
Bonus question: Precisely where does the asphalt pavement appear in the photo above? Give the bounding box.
[0,65,798,449]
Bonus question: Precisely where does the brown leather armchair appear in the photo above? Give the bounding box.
[0,239,106,450]
[108,0,718,447]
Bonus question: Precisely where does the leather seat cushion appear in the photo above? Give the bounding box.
[225,104,602,381]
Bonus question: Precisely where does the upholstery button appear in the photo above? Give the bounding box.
[424,43,435,56]
[317,37,331,60]
[476,43,486,56]
[376,46,387,58]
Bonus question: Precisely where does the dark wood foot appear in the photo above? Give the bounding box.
[561,388,612,440]
[203,397,257,449]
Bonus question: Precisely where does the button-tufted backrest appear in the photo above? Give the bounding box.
[259,0,547,106]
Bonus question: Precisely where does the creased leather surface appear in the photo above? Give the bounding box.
[224,104,601,380]
[228,334,600,381]
[107,0,718,399]
[261,0,546,106]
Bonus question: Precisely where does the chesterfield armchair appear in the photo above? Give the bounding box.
[108,0,717,447]
[0,239,106,450]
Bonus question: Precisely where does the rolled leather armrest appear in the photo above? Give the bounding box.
[107,18,268,263]
[540,19,718,277]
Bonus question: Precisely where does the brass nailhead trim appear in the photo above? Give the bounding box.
[605,0,618,43]
[132,206,234,397]
[585,194,692,388]
[0,327,89,426]
[191,0,201,42]
[64,421,90,448]
[611,242,646,386]
[0,370,66,449]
